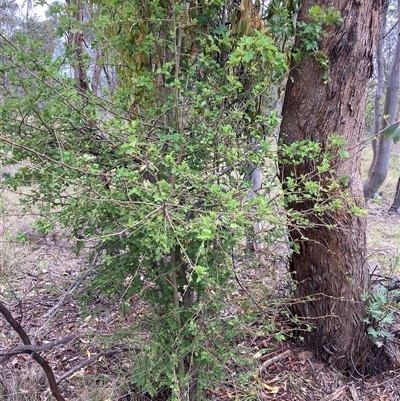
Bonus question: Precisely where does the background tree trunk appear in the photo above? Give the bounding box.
[363,0,400,199]
[66,0,90,94]
[389,177,400,213]
[368,0,389,178]
[279,0,385,373]
[245,162,264,251]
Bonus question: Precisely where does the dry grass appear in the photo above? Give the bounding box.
[361,144,400,275]
[0,167,153,400]
[1,146,400,401]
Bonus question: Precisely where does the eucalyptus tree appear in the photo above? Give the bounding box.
[279,0,389,373]
[364,0,400,199]
[389,177,400,212]
[0,0,19,35]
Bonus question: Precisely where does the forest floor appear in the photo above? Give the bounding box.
[0,146,400,401]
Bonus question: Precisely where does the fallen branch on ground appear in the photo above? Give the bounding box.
[56,347,129,384]
[0,334,79,357]
[259,349,291,374]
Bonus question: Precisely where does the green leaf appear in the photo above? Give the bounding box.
[392,126,400,144]
[194,265,209,282]
[383,122,400,139]
[197,229,214,241]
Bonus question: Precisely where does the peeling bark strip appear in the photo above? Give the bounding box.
[279,1,385,373]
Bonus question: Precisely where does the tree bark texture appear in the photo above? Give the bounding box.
[367,0,388,178]
[389,176,400,214]
[66,0,90,94]
[279,0,384,373]
[364,0,400,199]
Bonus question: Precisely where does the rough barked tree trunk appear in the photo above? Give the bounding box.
[279,0,386,373]
[66,0,90,94]
[389,177,400,213]
[364,0,400,199]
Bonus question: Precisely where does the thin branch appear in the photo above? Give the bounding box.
[259,349,291,374]
[215,165,234,177]
[35,251,100,336]
[0,334,79,357]
[56,347,128,384]
[0,301,66,401]
[383,21,398,40]
[231,253,265,313]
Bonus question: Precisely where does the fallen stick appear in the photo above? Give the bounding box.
[0,334,79,356]
[259,349,291,374]
[56,347,128,384]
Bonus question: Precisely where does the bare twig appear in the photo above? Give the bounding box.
[259,349,291,374]
[349,383,360,401]
[232,254,265,313]
[215,165,234,177]
[56,347,128,384]
[0,334,79,356]
[0,301,67,401]
[35,251,100,336]
[322,386,346,401]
